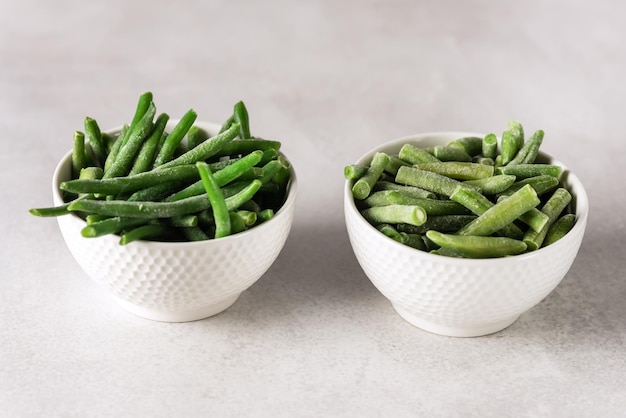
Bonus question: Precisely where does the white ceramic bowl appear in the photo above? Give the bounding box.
[344,132,588,337]
[53,121,297,322]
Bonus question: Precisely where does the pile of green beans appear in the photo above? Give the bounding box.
[30,92,291,245]
[346,121,576,258]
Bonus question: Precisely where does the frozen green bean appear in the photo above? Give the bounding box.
[447,136,483,157]
[153,109,197,167]
[426,231,527,258]
[463,175,516,195]
[398,144,439,164]
[413,162,494,180]
[523,188,572,250]
[482,133,498,159]
[361,204,427,226]
[352,152,390,200]
[543,213,576,246]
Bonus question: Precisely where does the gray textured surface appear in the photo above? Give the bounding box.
[1,0,625,417]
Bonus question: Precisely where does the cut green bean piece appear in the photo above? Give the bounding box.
[376,224,405,243]
[397,214,476,234]
[196,162,231,238]
[181,226,210,241]
[385,156,410,175]
[500,129,521,166]
[104,101,156,178]
[496,195,550,232]
[447,136,483,157]
[497,175,560,198]
[496,163,562,179]
[482,133,498,159]
[170,214,198,228]
[153,109,197,167]
[258,208,274,223]
[213,138,281,158]
[396,166,467,197]
[79,166,104,181]
[156,122,239,169]
[463,175,516,195]
[360,204,427,226]
[72,131,86,178]
[229,211,247,234]
[236,210,257,226]
[430,145,472,162]
[81,216,148,238]
[84,117,107,168]
[400,232,427,251]
[426,231,527,258]
[507,120,525,148]
[344,164,369,181]
[373,181,436,199]
[508,129,544,166]
[475,157,495,166]
[398,144,440,164]
[458,184,540,236]
[364,190,469,215]
[414,162,494,180]
[543,213,576,246]
[352,152,390,200]
[523,188,572,250]
[29,194,92,217]
[129,112,170,175]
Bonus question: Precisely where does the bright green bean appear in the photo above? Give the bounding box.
[103,125,128,173]
[81,216,148,238]
[129,112,170,175]
[186,125,210,150]
[212,138,281,158]
[153,109,197,167]
[196,162,231,238]
[426,230,527,258]
[385,155,410,175]
[496,195,550,232]
[84,117,107,168]
[352,152,390,200]
[29,194,92,217]
[458,184,540,236]
[360,204,427,226]
[72,131,86,178]
[156,122,239,169]
[258,208,274,223]
[229,211,247,234]
[376,224,405,243]
[233,101,251,139]
[119,224,173,245]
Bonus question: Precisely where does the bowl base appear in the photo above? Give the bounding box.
[113,294,240,322]
[392,304,519,337]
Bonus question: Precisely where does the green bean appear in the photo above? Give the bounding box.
[219,114,235,134]
[463,175,516,195]
[258,208,274,223]
[72,131,86,178]
[447,136,483,157]
[497,175,560,198]
[213,138,281,158]
[79,166,104,181]
[127,92,154,140]
[169,214,198,228]
[508,129,544,166]
[153,109,197,167]
[229,211,247,234]
[156,122,239,170]
[222,179,262,211]
[129,112,170,175]
[474,157,495,166]
[398,144,439,164]
[360,204,427,226]
[543,213,576,246]
[376,224,405,243]
[500,129,521,166]
[523,188,572,250]
[426,231,527,258]
[233,101,251,139]
[413,162,494,180]
[344,164,369,180]
[186,125,210,150]
[259,148,279,165]
[397,214,476,234]
[373,181,436,199]
[400,232,427,251]
[364,191,469,215]
[385,155,410,175]
[61,164,200,195]
[352,152,390,200]
[236,210,257,226]
[496,195,550,232]
[458,184,540,236]
[482,133,498,159]
[196,162,231,238]
[103,125,128,173]
[181,226,210,241]
[496,163,562,179]
[29,194,92,217]
[127,180,190,202]
[119,224,173,245]
[164,150,263,202]
[395,166,466,197]
[507,120,525,148]
[84,117,107,168]
[81,216,148,238]
[103,101,156,178]
[429,145,472,162]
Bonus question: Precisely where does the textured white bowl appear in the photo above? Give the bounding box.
[53,121,297,322]
[345,132,588,337]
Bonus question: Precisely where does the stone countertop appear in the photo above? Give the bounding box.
[1,0,625,416]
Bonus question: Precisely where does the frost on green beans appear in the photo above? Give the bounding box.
[346,121,577,258]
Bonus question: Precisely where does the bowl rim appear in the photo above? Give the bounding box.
[344,131,589,264]
[52,119,297,249]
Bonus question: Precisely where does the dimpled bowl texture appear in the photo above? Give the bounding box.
[53,121,297,322]
[344,132,588,337]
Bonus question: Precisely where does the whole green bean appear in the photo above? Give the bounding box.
[29,194,92,217]
[129,112,170,175]
[156,122,239,169]
[153,109,197,167]
[212,138,281,158]
[84,117,107,168]
[352,152,390,200]
[364,190,470,215]
[72,131,86,178]
[458,184,540,236]
[196,161,231,238]
[186,125,210,150]
[233,101,251,139]
[181,226,210,241]
[119,224,173,245]
[360,204,427,226]
[103,125,128,173]
[426,230,527,258]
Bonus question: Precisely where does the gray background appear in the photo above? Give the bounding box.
[2,0,625,417]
